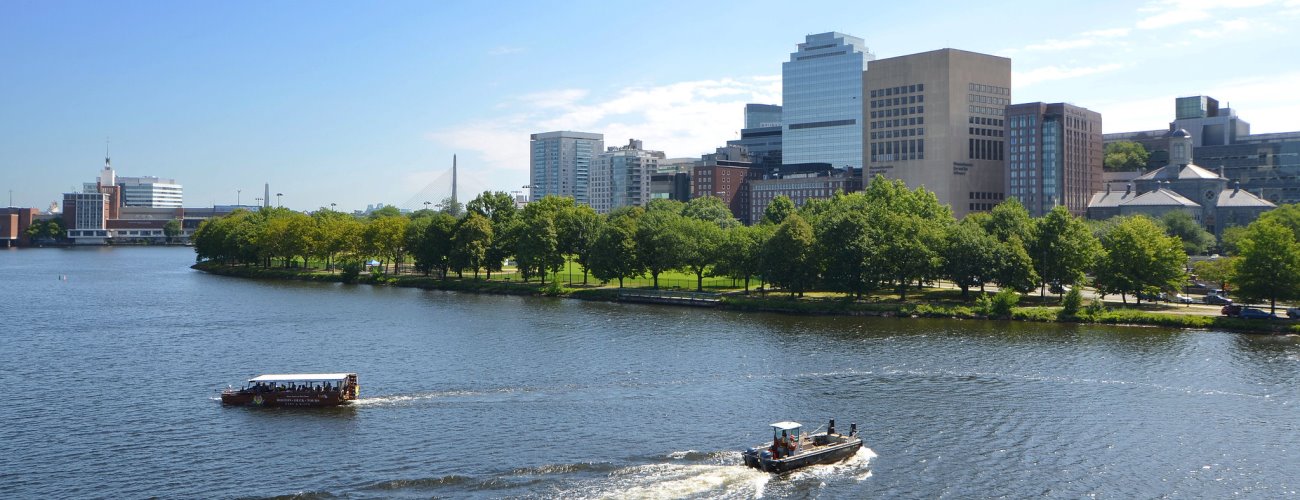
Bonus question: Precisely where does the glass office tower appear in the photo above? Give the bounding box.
[529,131,604,204]
[782,32,873,169]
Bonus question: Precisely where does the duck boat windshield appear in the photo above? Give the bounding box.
[221,373,358,407]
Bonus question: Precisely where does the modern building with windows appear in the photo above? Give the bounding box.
[118,176,183,208]
[529,131,604,205]
[1005,102,1103,217]
[691,145,761,224]
[728,104,783,174]
[588,139,664,214]
[749,165,861,224]
[745,103,783,129]
[782,32,873,170]
[864,48,1012,219]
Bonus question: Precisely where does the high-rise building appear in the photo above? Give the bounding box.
[864,48,1011,218]
[118,176,183,208]
[589,139,663,214]
[529,131,604,204]
[782,32,873,170]
[1005,102,1102,217]
[745,104,783,129]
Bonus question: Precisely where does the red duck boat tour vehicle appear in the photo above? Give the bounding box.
[742,419,862,473]
[221,373,359,407]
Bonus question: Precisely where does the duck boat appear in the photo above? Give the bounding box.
[742,419,862,473]
[221,373,358,407]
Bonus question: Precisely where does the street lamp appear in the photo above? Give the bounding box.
[237,189,241,206]
[254,197,263,208]
[276,193,283,207]
[424,201,431,211]
[330,203,337,211]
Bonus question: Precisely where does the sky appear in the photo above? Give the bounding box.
[3,0,1299,212]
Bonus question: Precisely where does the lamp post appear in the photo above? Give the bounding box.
[424,201,431,211]
[330,203,337,211]
[276,193,283,207]
[254,197,263,208]
[237,189,241,206]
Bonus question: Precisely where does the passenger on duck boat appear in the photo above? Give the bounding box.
[742,419,863,473]
[221,373,358,407]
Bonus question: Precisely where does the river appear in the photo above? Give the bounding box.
[2,246,1298,498]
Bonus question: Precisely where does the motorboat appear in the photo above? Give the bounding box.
[742,419,862,473]
[221,373,358,407]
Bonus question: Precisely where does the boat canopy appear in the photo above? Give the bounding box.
[248,373,354,383]
[770,421,802,431]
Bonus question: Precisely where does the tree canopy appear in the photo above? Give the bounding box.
[1104,141,1150,171]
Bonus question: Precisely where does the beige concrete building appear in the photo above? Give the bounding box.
[864,48,1011,218]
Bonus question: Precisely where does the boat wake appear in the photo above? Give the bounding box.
[350,389,504,407]
[786,446,877,482]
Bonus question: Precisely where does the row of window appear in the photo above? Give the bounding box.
[870,84,923,98]
[969,83,1009,95]
[969,94,1009,106]
[872,116,924,129]
[870,94,924,109]
[871,128,925,140]
[969,202,999,212]
[871,106,924,119]
[969,191,1005,200]
[970,105,1006,116]
[870,139,925,162]
[969,139,1004,161]
[969,116,1004,127]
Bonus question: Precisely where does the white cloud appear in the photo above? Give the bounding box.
[1190,17,1256,38]
[426,76,782,183]
[1013,63,1124,88]
[1093,70,1300,134]
[1012,27,1131,53]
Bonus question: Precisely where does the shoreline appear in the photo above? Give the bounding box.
[191,262,1300,336]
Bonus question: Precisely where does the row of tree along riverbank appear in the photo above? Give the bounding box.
[192,261,1300,335]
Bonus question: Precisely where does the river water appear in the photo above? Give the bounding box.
[2,247,1298,499]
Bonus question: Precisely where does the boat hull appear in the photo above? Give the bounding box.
[220,391,351,407]
[742,437,862,473]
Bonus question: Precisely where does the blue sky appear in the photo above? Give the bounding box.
[3,0,1298,211]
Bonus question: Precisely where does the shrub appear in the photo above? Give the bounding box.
[1060,287,1083,317]
[990,289,1020,318]
[340,261,362,284]
[974,293,994,317]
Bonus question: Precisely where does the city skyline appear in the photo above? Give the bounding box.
[3,0,1299,211]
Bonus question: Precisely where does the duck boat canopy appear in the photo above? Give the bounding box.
[248,373,355,383]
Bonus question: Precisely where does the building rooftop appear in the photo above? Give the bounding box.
[1133,163,1222,181]
[1122,188,1201,208]
[1215,187,1276,208]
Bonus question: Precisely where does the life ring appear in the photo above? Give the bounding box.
[252,394,264,406]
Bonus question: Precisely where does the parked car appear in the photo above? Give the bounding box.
[1221,304,1242,317]
[1288,307,1300,319]
[1172,294,1196,304]
[1204,293,1233,305]
[1237,307,1276,320]
[1138,291,1164,302]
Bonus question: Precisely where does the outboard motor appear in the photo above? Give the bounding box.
[850,423,857,437]
[828,419,836,435]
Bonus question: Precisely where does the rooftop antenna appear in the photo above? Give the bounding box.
[105,137,111,167]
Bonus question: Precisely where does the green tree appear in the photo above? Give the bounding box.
[1031,206,1102,296]
[364,216,409,274]
[163,219,182,244]
[26,218,67,243]
[646,198,686,214]
[816,209,876,299]
[682,195,739,228]
[763,195,795,225]
[1160,211,1215,255]
[467,191,518,279]
[942,219,1000,299]
[676,217,724,291]
[1255,203,1300,242]
[514,212,563,283]
[715,224,770,292]
[367,205,402,219]
[420,212,458,278]
[1233,219,1300,314]
[1192,257,1235,292]
[556,204,601,284]
[451,212,493,278]
[993,236,1039,293]
[762,213,817,297]
[436,196,464,217]
[985,198,1035,243]
[588,212,640,287]
[1104,141,1150,171]
[635,209,686,289]
[1093,216,1188,304]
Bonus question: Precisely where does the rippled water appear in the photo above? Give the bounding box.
[2,247,1298,498]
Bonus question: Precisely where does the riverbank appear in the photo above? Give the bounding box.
[192,262,1300,335]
